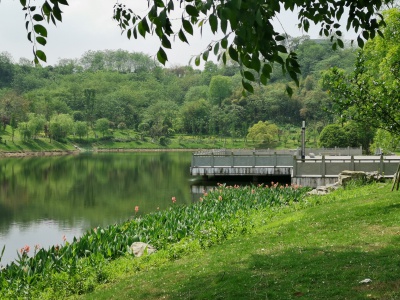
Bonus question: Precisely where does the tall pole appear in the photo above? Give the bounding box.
[301,121,306,160]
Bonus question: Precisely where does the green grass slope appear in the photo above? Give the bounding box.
[79,183,400,300]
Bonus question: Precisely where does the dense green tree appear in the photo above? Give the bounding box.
[180,99,211,135]
[0,52,14,89]
[95,118,110,137]
[319,124,348,148]
[184,85,209,103]
[323,9,400,135]
[247,121,278,146]
[49,114,74,141]
[27,113,46,138]
[371,129,400,154]
[208,75,232,107]
[74,121,88,140]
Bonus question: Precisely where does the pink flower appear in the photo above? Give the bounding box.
[20,245,30,255]
[62,235,67,242]
[135,206,139,213]
[218,195,222,201]
[251,189,255,194]
[172,196,176,203]
[203,192,208,196]
[199,197,203,202]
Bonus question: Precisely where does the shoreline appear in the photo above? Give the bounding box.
[0,148,200,158]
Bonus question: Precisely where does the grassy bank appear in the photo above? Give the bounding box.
[0,125,300,154]
[77,183,400,300]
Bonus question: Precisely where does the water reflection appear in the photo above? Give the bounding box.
[0,152,196,265]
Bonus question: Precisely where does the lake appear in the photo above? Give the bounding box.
[0,151,199,266]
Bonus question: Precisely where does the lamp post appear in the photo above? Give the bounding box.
[301,121,306,160]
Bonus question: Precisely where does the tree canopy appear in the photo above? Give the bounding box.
[323,8,400,135]
[19,0,390,93]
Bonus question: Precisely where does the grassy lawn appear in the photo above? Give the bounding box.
[77,183,400,300]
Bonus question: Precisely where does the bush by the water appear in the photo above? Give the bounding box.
[0,183,310,299]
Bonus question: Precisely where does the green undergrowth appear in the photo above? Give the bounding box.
[77,182,400,300]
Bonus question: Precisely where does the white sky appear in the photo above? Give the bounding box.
[0,0,357,67]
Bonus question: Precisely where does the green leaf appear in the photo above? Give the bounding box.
[357,36,364,48]
[32,14,44,22]
[276,45,287,53]
[155,0,165,7]
[27,32,32,42]
[262,64,272,78]
[161,35,172,49]
[209,14,218,33]
[337,6,344,20]
[260,74,268,85]
[195,55,201,66]
[178,29,188,43]
[167,0,174,11]
[182,19,193,35]
[242,79,254,93]
[35,50,47,62]
[275,35,285,41]
[221,38,228,49]
[337,39,344,48]
[57,0,69,5]
[211,43,218,56]
[243,71,255,81]
[362,30,369,40]
[20,0,27,6]
[127,29,132,39]
[52,5,62,22]
[133,27,138,39]
[202,50,209,61]
[221,18,228,34]
[303,19,310,32]
[157,47,168,65]
[286,85,293,97]
[228,46,238,61]
[185,5,199,17]
[33,24,48,37]
[138,20,147,37]
[36,36,47,46]
[42,2,52,17]
[256,9,262,26]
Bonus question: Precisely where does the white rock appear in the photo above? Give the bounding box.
[130,242,157,257]
[359,278,372,284]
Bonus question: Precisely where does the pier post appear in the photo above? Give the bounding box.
[301,121,306,160]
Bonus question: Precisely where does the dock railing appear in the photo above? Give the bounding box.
[293,155,400,178]
[191,150,295,168]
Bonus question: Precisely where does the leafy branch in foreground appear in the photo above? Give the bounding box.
[17,0,389,93]
[19,0,69,64]
[113,0,388,93]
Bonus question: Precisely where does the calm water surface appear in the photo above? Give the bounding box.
[0,152,199,265]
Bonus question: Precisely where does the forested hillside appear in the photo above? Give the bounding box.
[0,36,387,151]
